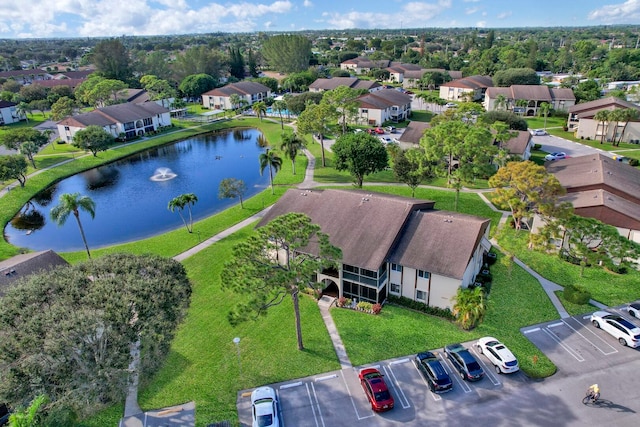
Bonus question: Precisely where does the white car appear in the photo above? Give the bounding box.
[445,102,458,108]
[379,136,392,144]
[544,152,566,161]
[530,129,547,136]
[476,337,519,374]
[590,311,640,347]
[251,386,279,427]
[628,302,640,318]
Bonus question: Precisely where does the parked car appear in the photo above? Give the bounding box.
[544,152,566,161]
[530,129,548,136]
[405,90,414,95]
[628,302,640,318]
[476,337,519,374]
[374,127,385,134]
[379,136,392,144]
[367,128,376,135]
[413,351,453,393]
[386,126,396,133]
[0,404,9,427]
[591,310,640,347]
[358,368,395,412]
[444,343,484,381]
[354,128,363,133]
[445,102,458,108]
[251,386,279,427]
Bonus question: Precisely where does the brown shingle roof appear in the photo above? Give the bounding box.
[560,189,640,224]
[0,100,17,108]
[257,189,435,271]
[502,130,532,156]
[57,102,169,127]
[389,210,490,279]
[486,85,575,101]
[441,75,493,89]
[0,250,69,295]
[568,96,640,117]
[309,77,380,91]
[357,89,411,110]
[398,121,430,144]
[203,81,270,97]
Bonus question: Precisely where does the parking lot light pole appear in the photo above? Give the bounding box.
[233,337,242,376]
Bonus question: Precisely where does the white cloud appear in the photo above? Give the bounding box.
[303,0,313,6]
[497,11,512,19]
[463,0,481,2]
[465,7,479,15]
[476,20,486,28]
[588,0,640,23]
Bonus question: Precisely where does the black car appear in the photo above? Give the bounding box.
[414,351,453,393]
[0,403,9,426]
[444,343,484,382]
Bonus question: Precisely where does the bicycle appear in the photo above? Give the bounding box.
[582,390,600,405]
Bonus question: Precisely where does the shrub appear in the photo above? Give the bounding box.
[356,301,373,311]
[563,284,591,305]
[337,296,346,307]
[629,158,639,167]
[372,303,382,315]
[533,143,542,150]
[602,260,628,274]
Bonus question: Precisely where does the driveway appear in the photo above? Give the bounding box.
[532,133,616,159]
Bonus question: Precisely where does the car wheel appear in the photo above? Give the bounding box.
[459,371,465,380]
[477,345,483,354]
[592,320,600,328]
[630,310,637,318]
[619,337,628,346]
[495,365,501,374]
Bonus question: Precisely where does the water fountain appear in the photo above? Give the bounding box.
[150,167,177,182]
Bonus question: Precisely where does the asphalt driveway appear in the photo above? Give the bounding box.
[532,133,616,159]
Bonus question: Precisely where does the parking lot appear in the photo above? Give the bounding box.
[522,306,640,375]
[237,344,531,427]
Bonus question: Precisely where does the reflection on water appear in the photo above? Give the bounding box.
[5,128,271,252]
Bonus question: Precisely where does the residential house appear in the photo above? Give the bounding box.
[308,77,382,93]
[57,101,171,142]
[397,121,430,149]
[396,68,463,88]
[0,69,52,85]
[386,63,423,84]
[340,57,392,74]
[439,75,493,102]
[201,81,271,110]
[356,89,412,126]
[1,250,69,296]
[0,100,25,125]
[567,97,640,143]
[258,189,492,309]
[545,154,640,243]
[484,85,576,115]
[500,130,534,160]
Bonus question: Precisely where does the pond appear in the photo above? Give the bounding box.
[4,128,272,252]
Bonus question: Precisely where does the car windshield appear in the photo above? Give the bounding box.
[256,414,273,427]
[506,360,518,367]
[436,377,451,385]
[467,362,482,372]
[374,390,391,401]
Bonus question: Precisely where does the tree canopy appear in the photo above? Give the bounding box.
[492,68,539,87]
[221,213,341,350]
[332,133,389,188]
[262,35,312,73]
[0,253,191,417]
[178,73,217,100]
[71,125,115,156]
[91,39,132,82]
[0,155,28,187]
[218,178,247,208]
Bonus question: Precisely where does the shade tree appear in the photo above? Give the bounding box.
[332,132,389,188]
[218,178,247,208]
[71,125,115,157]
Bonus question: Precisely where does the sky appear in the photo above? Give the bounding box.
[0,0,639,39]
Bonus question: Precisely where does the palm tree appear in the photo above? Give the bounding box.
[229,93,241,113]
[515,98,528,115]
[452,286,486,330]
[16,101,30,123]
[280,132,305,175]
[593,110,611,144]
[538,102,551,130]
[616,108,639,145]
[168,193,198,233]
[252,101,267,121]
[494,94,507,111]
[50,193,96,259]
[259,148,282,195]
[272,99,288,130]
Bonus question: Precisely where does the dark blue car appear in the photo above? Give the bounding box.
[414,351,453,393]
[444,343,484,381]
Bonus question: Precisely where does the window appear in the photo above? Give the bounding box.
[361,109,368,113]
[416,290,426,301]
[418,270,430,279]
[390,283,400,293]
[391,263,402,272]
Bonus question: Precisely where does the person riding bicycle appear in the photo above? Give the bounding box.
[587,384,600,400]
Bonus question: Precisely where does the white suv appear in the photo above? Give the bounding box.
[590,311,640,347]
[476,337,519,374]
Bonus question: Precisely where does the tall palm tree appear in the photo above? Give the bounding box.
[515,98,528,115]
[252,101,267,122]
[538,102,551,130]
[16,101,30,123]
[50,192,96,259]
[168,193,198,233]
[259,148,282,195]
[616,108,639,145]
[280,132,305,175]
[229,93,241,112]
[494,94,507,111]
[593,110,611,144]
[272,99,288,129]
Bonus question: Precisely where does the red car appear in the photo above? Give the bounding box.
[374,127,385,134]
[366,128,376,135]
[358,368,394,412]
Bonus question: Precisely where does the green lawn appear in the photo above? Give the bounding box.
[555,291,597,317]
[409,110,433,122]
[496,227,640,306]
[333,251,557,377]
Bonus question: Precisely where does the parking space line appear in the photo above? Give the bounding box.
[315,374,338,382]
[523,327,540,334]
[305,383,321,427]
[342,370,374,421]
[565,318,618,355]
[542,327,585,362]
[470,347,501,386]
[280,381,303,390]
[548,322,564,328]
[383,364,411,409]
[390,358,409,365]
[411,360,442,401]
[438,353,471,393]
[309,382,326,427]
